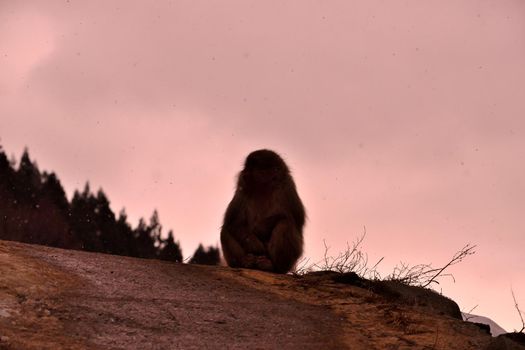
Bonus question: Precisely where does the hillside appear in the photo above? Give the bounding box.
[0,239,520,349]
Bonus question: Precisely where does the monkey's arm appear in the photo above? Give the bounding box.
[267,219,303,274]
[253,214,287,242]
[221,195,267,268]
[224,193,268,253]
[221,228,269,269]
[220,228,250,268]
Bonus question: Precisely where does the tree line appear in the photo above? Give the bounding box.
[0,144,220,265]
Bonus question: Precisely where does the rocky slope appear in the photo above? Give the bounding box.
[0,240,521,349]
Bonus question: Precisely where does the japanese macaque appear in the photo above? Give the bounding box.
[220,149,305,273]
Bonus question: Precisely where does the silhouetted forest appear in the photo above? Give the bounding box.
[189,244,221,265]
[0,144,220,265]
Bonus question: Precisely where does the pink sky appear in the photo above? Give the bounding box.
[1,0,524,331]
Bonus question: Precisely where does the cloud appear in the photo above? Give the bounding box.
[1,0,525,331]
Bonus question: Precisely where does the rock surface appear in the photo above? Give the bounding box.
[0,240,505,349]
[462,313,508,336]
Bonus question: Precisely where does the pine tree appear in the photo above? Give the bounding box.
[0,145,15,190]
[134,217,157,258]
[189,244,221,265]
[69,182,103,251]
[0,145,10,172]
[16,148,42,202]
[0,145,14,239]
[94,189,118,254]
[0,145,188,263]
[149,210,162,248]
[158,230,183,262]
[115,209,139,257]
[41,172,69,213]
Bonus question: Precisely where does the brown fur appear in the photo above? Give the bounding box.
[220,149,305,273]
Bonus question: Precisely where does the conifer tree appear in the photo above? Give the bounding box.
[158,230,183,262]
[94,189,118,254]
[0,145,189,263]
[115,208,139,257]
[134,217,156,258]
[189,244,221,265]
[16,148,41,202]
[70,182,103,251]
[41,172,69,213]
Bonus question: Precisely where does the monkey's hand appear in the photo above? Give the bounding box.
[241,253,258,268]
[241,254,274,271]
[243,234,266,255]
[254,255,274,272]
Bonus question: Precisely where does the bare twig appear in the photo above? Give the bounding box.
[387,244,476,287]
[291,256,312,276]
[423,244,476,288]
[462,305,478,321]
[294,233,474,293]
[309,228,381,278]
[511,288,525,333]
[293,227,382,278]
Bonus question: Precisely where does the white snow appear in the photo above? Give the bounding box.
[462,312,507,337]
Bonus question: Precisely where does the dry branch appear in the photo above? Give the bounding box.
[387,244,476,287]
[293,232,476,292]
[292,227,383,279]
[512,288,525,333]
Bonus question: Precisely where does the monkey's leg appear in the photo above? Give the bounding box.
[239,234,270,269]
[221,230,265,268]
[267,221,303,273]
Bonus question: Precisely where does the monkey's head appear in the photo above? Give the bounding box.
[239,149,290,191]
